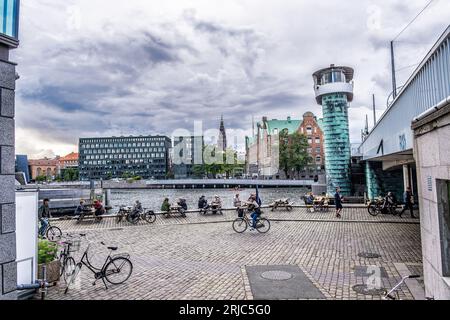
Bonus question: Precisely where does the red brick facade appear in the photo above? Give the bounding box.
[297,112,325,170]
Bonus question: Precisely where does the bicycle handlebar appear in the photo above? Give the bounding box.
[408,275,421,279]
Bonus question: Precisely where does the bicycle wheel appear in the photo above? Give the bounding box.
[367,205,379,216]
[104,257,133,285]
[232,218,248,233]
[64,262,82,294]
[116,210,125,223]
[63,257,76,282]
[46,226,62,242]
[143,211,156,224]
[256,218,271,233]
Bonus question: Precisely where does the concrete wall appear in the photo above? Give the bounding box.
[413,105,450,300]
[0,49,17,300]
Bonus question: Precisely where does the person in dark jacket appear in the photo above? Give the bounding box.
[75,199,91,221]
[399,187,415,218]
[38,198,51,236]
[334,187,344,218]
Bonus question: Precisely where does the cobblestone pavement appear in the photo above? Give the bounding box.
[45,208,422,300]
[52,206,419,232]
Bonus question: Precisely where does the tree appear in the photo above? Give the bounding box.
[288,132,313,178]
[279,129,291,178]
[279,130,312,179]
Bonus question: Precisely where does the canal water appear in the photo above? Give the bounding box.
[110,188,309,210]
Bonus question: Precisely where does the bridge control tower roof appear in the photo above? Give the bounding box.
[313,65,354,83]
[313,65,354,105]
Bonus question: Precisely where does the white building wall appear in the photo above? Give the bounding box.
[413,107,450,300]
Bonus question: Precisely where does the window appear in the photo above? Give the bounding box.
[316,147,321,153]
[315,137,321,144]
[0,0,20,39]
[308,138,313,144]
[306,127,312,135]
[321,70,345,85]
[316,156,321,163]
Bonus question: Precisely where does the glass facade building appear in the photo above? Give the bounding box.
[0,0,19,40]
[79,136,171,181]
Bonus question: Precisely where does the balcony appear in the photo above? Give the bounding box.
[314,82,354,105]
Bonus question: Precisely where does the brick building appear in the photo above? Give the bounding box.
[246,112,325,179]
[28,158,60,180]
[58,152,78,169]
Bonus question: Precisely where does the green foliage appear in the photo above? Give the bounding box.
[195,145,244,178]
[279,130,312,178]
[38,239,58,264]
[35,175,48,183]
[62,168,79,181]
[121,172,132,179]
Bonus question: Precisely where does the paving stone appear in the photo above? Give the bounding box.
[43,208,422,300]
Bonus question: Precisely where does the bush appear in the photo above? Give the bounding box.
[38,239,59,264]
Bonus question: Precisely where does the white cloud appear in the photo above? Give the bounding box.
[12,0,450,156]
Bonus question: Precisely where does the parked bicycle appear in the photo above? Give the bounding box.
[367,197,402,217]
[58,233,82,282]
[383,275,421,300]
[40,219,62,242]
[116,205,156,224]
[64,234,133,294]
[232,213,271,234]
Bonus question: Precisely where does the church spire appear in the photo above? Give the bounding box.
[218,115,227,152]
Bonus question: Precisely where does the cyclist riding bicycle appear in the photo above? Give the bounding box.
[38,198,52,237]
[247,194,261,230]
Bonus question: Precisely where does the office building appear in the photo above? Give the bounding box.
[79,135,171,180]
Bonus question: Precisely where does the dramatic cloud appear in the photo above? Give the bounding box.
[12,0,450,158]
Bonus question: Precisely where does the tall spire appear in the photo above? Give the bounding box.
[218,115,227,152]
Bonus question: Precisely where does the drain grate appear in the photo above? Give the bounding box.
[358,252,382,259]
[260,271,293,281]
[352,284,386,296]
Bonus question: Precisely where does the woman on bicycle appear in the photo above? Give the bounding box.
[247,195,261,230]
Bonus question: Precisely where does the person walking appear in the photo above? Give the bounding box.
[38,198,52,237]
[399,187,415,218]
[334,187,344,218]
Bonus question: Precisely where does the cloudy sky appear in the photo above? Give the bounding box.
[12,0,450,158]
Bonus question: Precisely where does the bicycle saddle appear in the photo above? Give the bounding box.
[108,246,118,251]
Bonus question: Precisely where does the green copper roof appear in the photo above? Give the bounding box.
[265,118,301,135]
